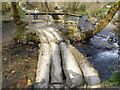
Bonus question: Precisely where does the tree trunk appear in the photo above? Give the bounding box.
[11,2,24,27]
[83,1,120,40]
[44,2,60,20]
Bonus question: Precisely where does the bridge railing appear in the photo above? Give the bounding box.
[26,12,81,26]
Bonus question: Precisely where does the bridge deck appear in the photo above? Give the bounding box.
[26,23,101,88]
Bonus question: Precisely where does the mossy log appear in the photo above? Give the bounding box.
[69,45,101,88]
[60,42,84,88]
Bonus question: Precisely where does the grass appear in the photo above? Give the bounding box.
[13,27,25,40]
[75,11,88,15]
[90,6,109,18]
[101,72,120,87]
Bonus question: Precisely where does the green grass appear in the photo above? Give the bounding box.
[76,11,88,15]
[101,72,120,87]
[109,72,120,86]
[90,6,109,18]
[13,27,25,40]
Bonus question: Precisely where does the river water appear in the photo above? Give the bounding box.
[68,15,119,80]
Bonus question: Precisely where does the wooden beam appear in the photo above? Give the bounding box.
[25,12,82,17]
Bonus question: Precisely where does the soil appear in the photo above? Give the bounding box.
[2,13,39,88]
[2,43,39,88]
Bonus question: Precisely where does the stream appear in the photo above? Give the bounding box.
[68,15,119,80]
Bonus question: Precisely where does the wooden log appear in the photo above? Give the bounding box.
[59,42,84,88]
[42,30,57,42]
[25,12,82,17]
[50,42,63,84]
[49,84,63,88]
[37,30,48,43]
[69,45,101,88]
[34,43,51,88]
[47,27,63,41]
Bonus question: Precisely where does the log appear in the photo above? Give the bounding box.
[50,42,63,84]
[49,84,63,88]
[59,42,84,88]
[69,45,101,88]
[25,12,82,17]
[34,43,51,88]
[38,30,48,43]
[47,27,63,41]
[42,30,57,42]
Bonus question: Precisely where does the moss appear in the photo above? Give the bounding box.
[26,32,40,44]
[17,6,26,19]
[109,72,120,86]
[101,72,120,87]
[13,27,26,41]
[83,30,93,39]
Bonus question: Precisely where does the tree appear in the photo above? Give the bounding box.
[83,1,120,41]
[44,1,60,20]
[11,2,27,42]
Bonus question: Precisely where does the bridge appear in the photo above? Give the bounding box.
[19,4,101,88]
[26,23,101,88]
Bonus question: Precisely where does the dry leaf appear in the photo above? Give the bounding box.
[11,70,15,74]
[19,77,27,83]
[27,79,32,86]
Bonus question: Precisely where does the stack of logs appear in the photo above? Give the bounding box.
[26,23,101,89]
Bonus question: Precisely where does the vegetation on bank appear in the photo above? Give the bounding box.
[101,72,120,87]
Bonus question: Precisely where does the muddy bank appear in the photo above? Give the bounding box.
[2,43,39,88]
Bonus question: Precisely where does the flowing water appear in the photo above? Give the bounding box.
[68,15,119,80]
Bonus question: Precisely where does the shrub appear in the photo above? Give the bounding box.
[78,4,86,11]
[109,72,120,86]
